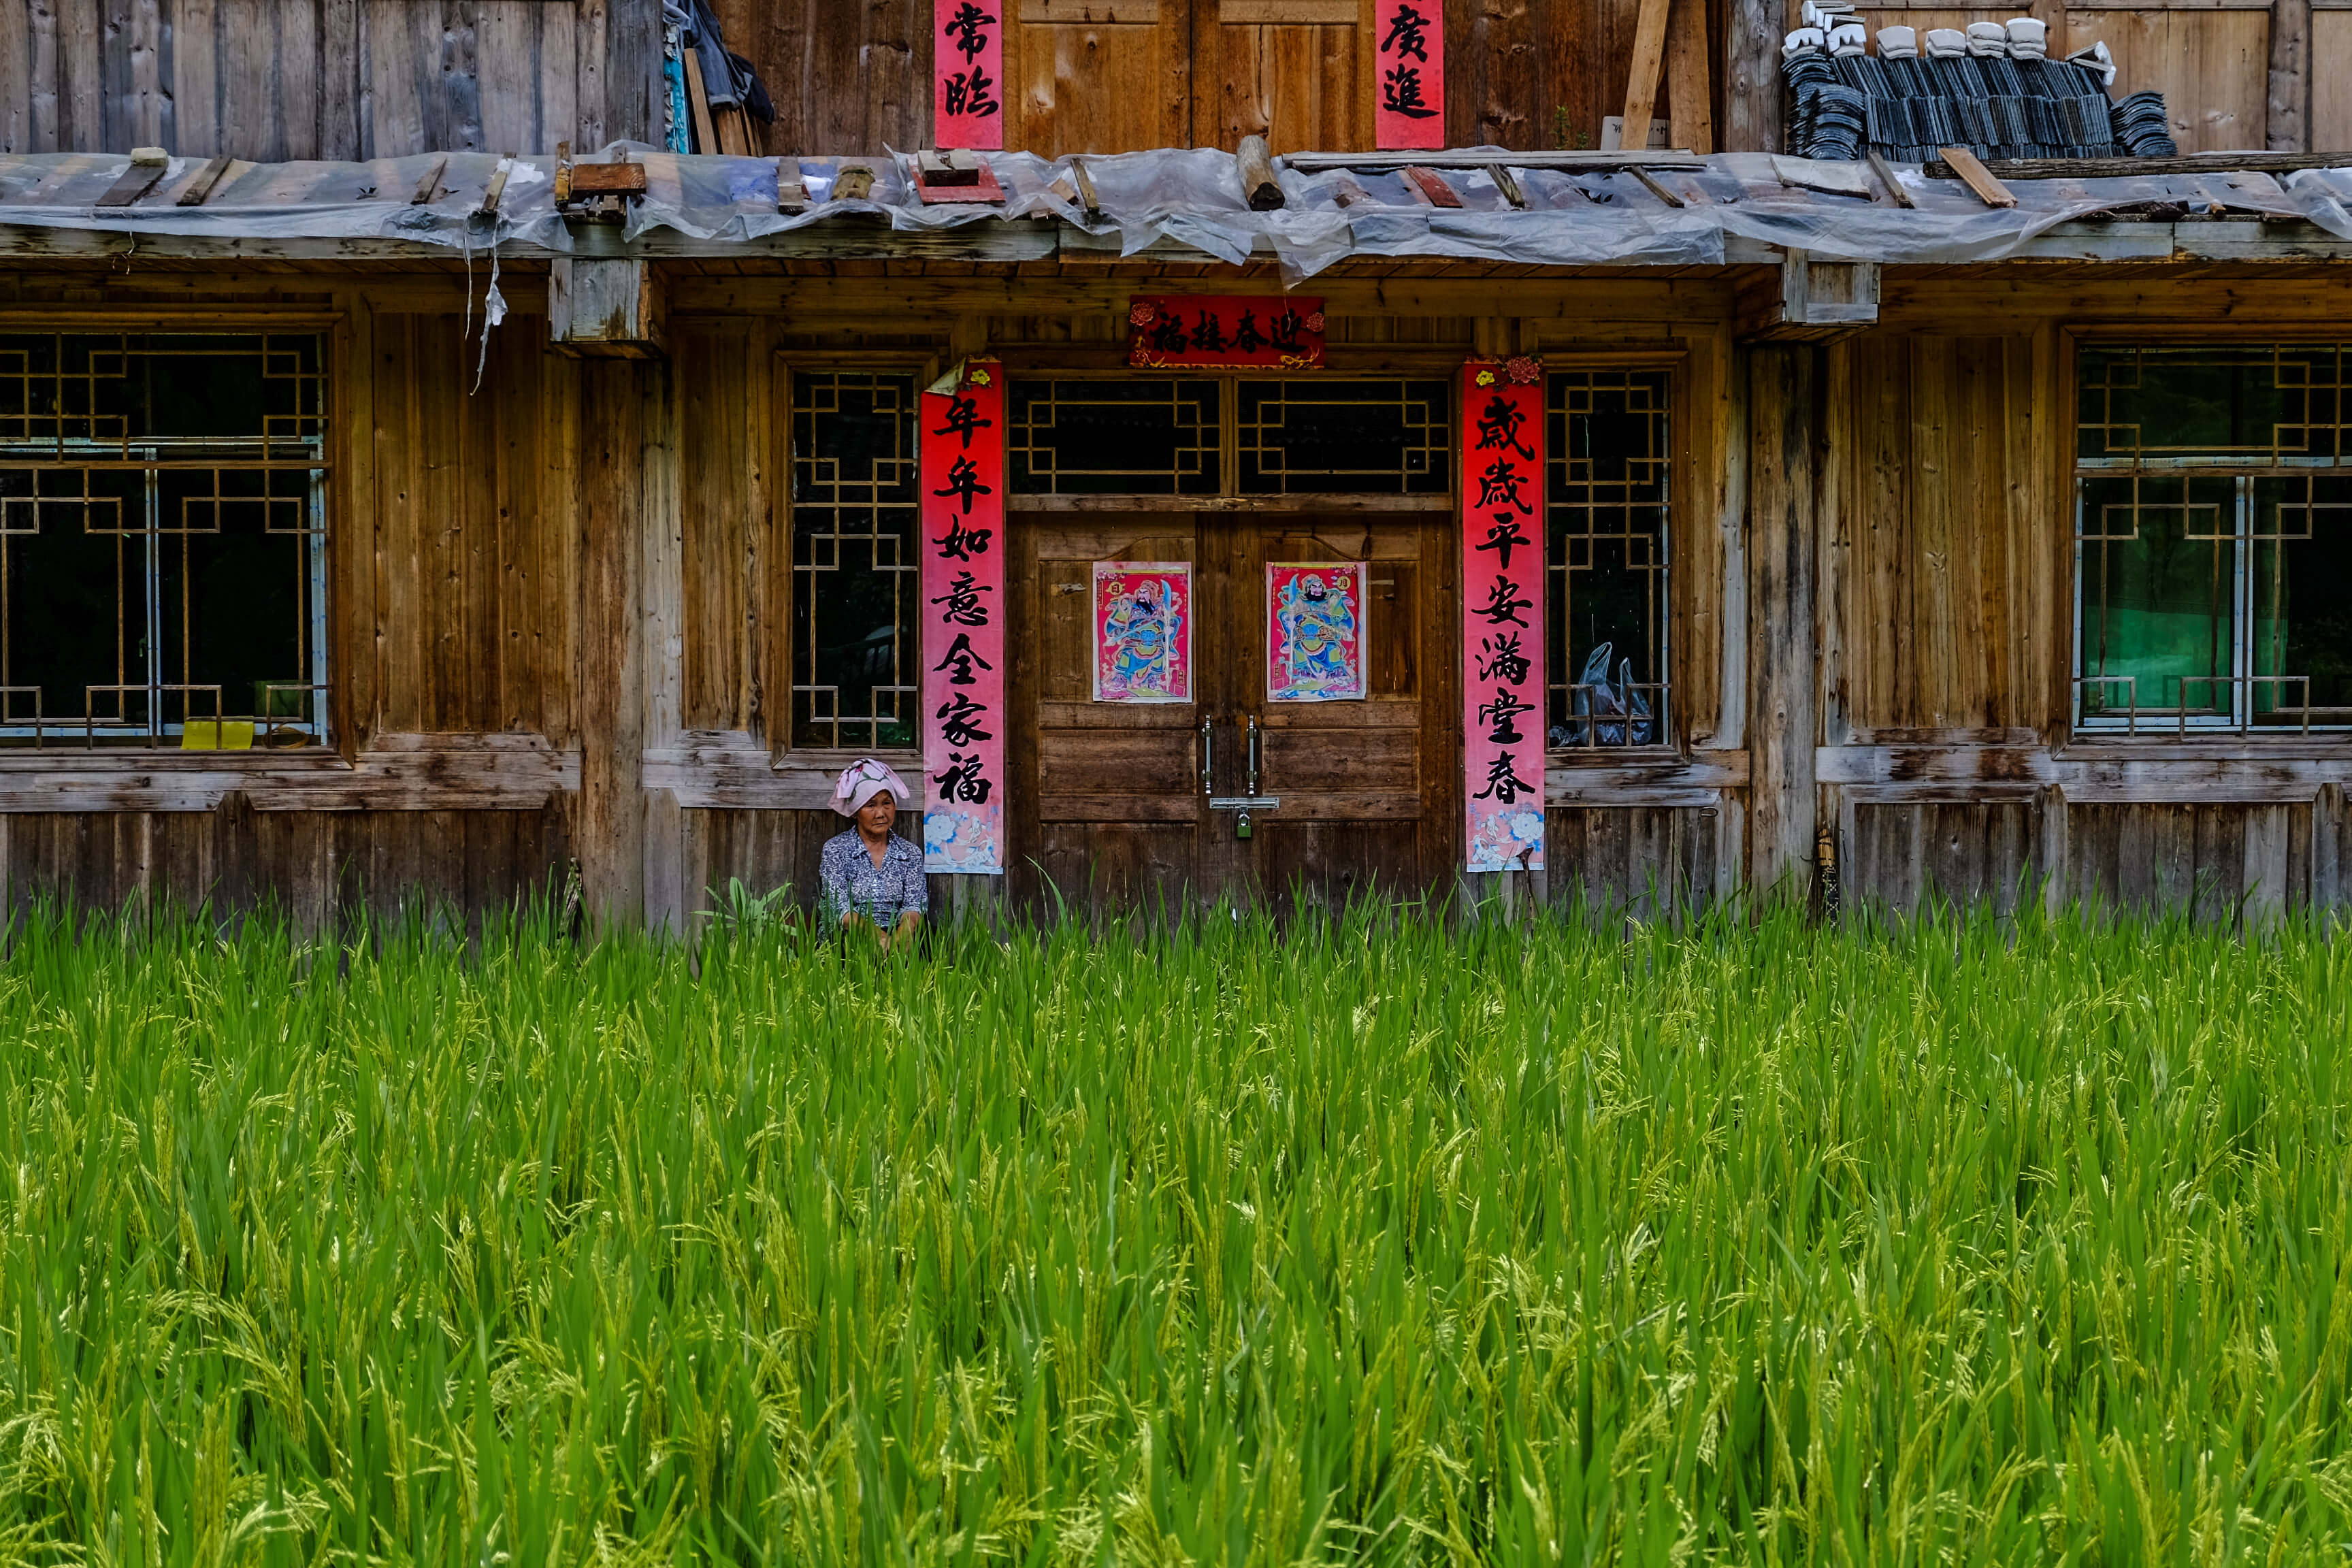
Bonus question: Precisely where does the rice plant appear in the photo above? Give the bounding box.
[0,899,2345,1565]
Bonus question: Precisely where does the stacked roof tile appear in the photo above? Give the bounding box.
[1784,52,2178,162]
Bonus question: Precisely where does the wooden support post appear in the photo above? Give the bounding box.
[1816,340,1850,748]
[1620,0,1675,159]
[1716,346,1751,907]
[1665,0,1716,154]
[2040,783,2070,918]
[2268,0,2311,152]
[2243,803,2290,932]
[1722,0,1784,152]
[1746,344,1819,903]
[577,361,648,930]
[641,359,686,935]
[2314,782,2342,928]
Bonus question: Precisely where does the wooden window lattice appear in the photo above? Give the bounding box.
[791,370,921,751]
[0,333,327,748]
[1546,369,1671,749]
[2075,345,2352,733]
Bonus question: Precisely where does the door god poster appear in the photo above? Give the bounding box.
[1093,563,1192,703]
[921,360,1006,873]
[1461,357,1546,872]
[1267,562,1367,702]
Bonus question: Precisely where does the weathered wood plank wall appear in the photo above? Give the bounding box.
[0,0,2296,159]
[1823,280,2352,925]
[713,0,1724,156]
[0,0,653,157]
[0,805,571,930]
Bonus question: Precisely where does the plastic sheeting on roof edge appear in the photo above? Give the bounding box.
[3,145,2352,282]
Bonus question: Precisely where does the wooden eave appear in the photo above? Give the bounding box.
[6,214,2352,278]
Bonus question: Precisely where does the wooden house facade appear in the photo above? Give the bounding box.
[1,1,2349,928]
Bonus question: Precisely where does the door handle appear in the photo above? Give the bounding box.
[1207,713,1278,819]
[1200,714,1215,796]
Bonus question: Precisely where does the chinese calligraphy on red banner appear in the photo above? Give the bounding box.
[1127,297,1325,370]
[934,0,1004,150]
[1461,357,1545,872]
[1375,1,1446,150]
[921,360,1006,873]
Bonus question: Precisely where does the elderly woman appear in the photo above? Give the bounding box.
[818,758,927,947]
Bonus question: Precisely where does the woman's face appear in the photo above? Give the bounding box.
[857,793,898,836]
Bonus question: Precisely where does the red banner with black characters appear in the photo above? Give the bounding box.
[1375,0,1446,150]
[1461,357,1546,872]
[934,0,1004,149]
[921,360,1006,874]
[1127,296,1325,370]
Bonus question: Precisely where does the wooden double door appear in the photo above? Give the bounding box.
[1007,507,1459,916]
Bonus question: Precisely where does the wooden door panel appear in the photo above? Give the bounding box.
[1254,821,1426,911]
[1226,510,1454,902]
[1037,726,1199,821]
[1030,823,1203,913]
[1011,519,1206,915]
[1262,721,1419,795]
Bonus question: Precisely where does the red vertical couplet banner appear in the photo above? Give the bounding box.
[1461,357,1546,872]
[1375,0,1446,150]
[921,361,1007,874]
[934,0,1005,150]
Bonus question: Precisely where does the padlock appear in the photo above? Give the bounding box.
[1235,811,1252,840]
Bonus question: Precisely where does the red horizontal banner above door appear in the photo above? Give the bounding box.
[1126,297,1326,370]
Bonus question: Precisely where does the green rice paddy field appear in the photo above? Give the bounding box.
[0,904,2347,1565]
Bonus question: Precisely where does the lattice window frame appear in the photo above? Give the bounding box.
[2074,341,2352,735]
[787,366,924,755]
[0,332,328,749]
[1544,367,1673,755]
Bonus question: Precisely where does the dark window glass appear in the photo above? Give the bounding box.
[791,371,919,751]
[0,334,325,747]
[1008,380,1220,495]
[1235,380,1448,494]
[1546,370,1671,747]
[2253,476,2352,727]
[0,333,323,453]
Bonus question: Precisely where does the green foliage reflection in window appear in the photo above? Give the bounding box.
[2075,345,2352,731]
